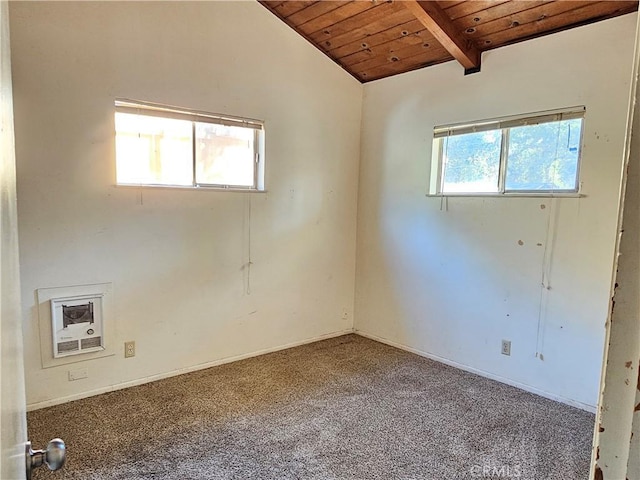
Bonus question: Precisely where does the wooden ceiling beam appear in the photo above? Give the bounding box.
[403,0,481,73]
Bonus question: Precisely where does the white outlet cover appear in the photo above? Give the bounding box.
[68,368,88,381]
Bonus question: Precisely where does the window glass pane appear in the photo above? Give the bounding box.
[115,113,193,185]
[442,130,501,193]
[505,119,582,191]
[195,123,255,187]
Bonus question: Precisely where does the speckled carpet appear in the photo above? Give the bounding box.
[28,334,594,480]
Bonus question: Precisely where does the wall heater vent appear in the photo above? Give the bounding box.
[51,294,105,358]
[81,337,102,350]
[57,340,79,354]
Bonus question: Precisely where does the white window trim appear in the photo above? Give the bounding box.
[115,99,266,191]
[428,106,585,197]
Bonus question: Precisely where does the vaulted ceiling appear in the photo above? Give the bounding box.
[260,0,638,82]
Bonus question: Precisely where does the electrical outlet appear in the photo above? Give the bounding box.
[501,339,511,356]
[124,341,135,358]
[68,368,88,381]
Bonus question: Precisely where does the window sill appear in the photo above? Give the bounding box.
[114,184,267,194]
[426,192,584,198]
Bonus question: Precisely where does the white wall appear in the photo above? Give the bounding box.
[593,13,640,478]
[355,14,637,409]
[595,83,640,478]
[9,1,362,409]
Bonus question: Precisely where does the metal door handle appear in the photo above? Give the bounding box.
[26,438,66,480]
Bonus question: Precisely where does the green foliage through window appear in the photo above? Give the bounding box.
[431,109,584,195]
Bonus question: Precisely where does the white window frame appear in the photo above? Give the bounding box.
[115,99,265,191]
[428,106,585,197]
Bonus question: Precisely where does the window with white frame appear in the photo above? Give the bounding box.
[429,107,585,195]
[115,100,265,190]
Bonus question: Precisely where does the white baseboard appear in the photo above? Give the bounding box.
[29,328,595,414]
[354,330,597,414]
[27,328,355,411]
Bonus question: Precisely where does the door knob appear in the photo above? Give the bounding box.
[25,438,66,479]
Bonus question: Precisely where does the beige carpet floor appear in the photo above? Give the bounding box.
[28,334,595,480]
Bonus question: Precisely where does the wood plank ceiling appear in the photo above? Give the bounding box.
[260,0,638,82]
